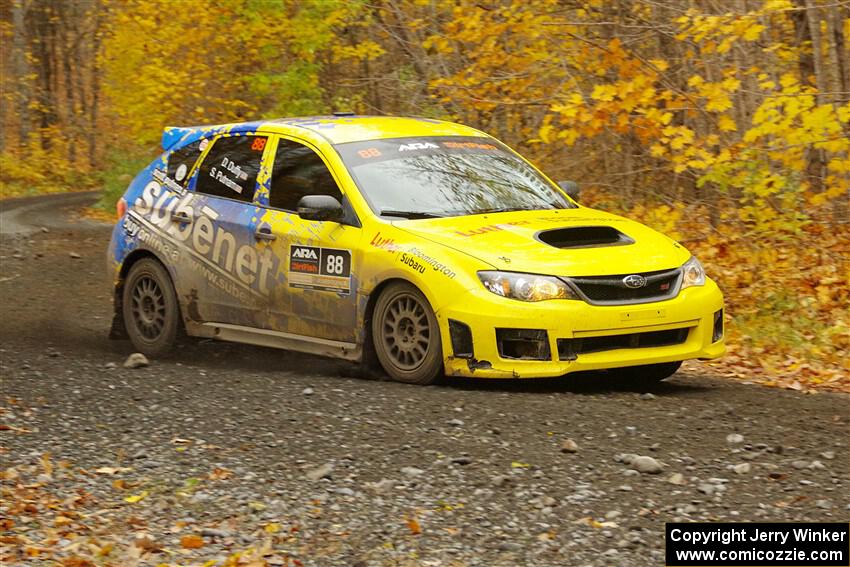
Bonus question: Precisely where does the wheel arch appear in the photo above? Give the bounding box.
[361,275,449,363]
[361,277,408,362]
[362,276,444,384]
[110,249,183,339]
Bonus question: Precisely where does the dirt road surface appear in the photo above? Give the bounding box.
[1,194,847,566]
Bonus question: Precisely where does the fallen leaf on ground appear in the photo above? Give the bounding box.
[133,534,158,551]
[124,490,148,504]
[406,517,422,535]
[95,467,132,475]
[180,534,204,549]
[0,424,32,433]
[208,467,233,480]
[264,522,281,534]
[61,557,94,567]
[40,453,53,477]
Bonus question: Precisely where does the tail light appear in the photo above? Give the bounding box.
[116,197,127,219]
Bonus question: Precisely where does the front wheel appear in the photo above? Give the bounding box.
[122,258,180,357]
[372,282,443,385]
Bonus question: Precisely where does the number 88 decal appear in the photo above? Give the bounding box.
[326,254,344,274]
[319,249,351,277]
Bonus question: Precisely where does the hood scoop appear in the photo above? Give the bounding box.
[536,226,634,249]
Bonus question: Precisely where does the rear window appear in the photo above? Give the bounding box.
[166,139,203,186]
[194,135,268,203]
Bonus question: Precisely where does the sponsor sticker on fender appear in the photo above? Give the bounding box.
[289,245,352,294]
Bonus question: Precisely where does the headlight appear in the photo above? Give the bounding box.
[478,271,578,301]
[681,256,706,289]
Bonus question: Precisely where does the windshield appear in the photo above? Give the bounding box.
[335,136,575,218]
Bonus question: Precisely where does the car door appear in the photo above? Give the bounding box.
[179,133,273,327]
[252,136,362,343]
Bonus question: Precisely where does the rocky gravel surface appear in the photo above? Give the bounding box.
[1,196,848,566]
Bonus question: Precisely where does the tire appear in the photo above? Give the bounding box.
[371,282,443,385]
[611,361,682,385]
[122,258,180,357]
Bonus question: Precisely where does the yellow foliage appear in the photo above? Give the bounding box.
[0,132,93,199]
[101,0,371,145]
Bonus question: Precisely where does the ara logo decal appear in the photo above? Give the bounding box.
[289,245,351,294]
[291,246,319,260]
[398,142,439,152]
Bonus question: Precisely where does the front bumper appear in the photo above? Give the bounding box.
[437,280,725,378]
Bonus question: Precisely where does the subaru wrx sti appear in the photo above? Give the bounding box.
[108,115,724,384]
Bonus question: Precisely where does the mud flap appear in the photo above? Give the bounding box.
[108,311,128,340]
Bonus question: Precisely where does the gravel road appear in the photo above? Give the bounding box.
[1,194,848,566]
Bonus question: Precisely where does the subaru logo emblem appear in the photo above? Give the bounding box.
[623,274,647,288]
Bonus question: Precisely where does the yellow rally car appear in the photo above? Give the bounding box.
[108,114,724,385]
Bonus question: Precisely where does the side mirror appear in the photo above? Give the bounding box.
[558,180,580,202]
[297,195,344,222]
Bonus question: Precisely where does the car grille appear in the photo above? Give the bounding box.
[566,268,681,305]
[557,327,690,360]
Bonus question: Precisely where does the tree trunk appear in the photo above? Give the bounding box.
[59,2,78,164]
[823,3,850,216]
[791,0,815,88]
[802,0,827,193]
[826,4,848,104]
[87,1,103,167]
[31,1,59,149]
[804,0,827,102]
[12,0,31,147]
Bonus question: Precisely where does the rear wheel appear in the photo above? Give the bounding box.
[122,258,180,357]
[372,282,443,385]
[611,361,682,385]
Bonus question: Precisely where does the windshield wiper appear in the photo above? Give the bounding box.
[475,204,567,214]
[380,209,445,219]
[475,207,526,214]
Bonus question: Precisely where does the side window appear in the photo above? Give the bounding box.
[268,139,343,211]
[166,139,203,186]
[195,135,268,203]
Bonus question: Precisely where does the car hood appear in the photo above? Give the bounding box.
[393,208,690,277]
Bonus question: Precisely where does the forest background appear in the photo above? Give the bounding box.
[1,0,848,390]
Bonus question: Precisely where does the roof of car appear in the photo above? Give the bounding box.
[268,115,487,144]
[161,115,487,151]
